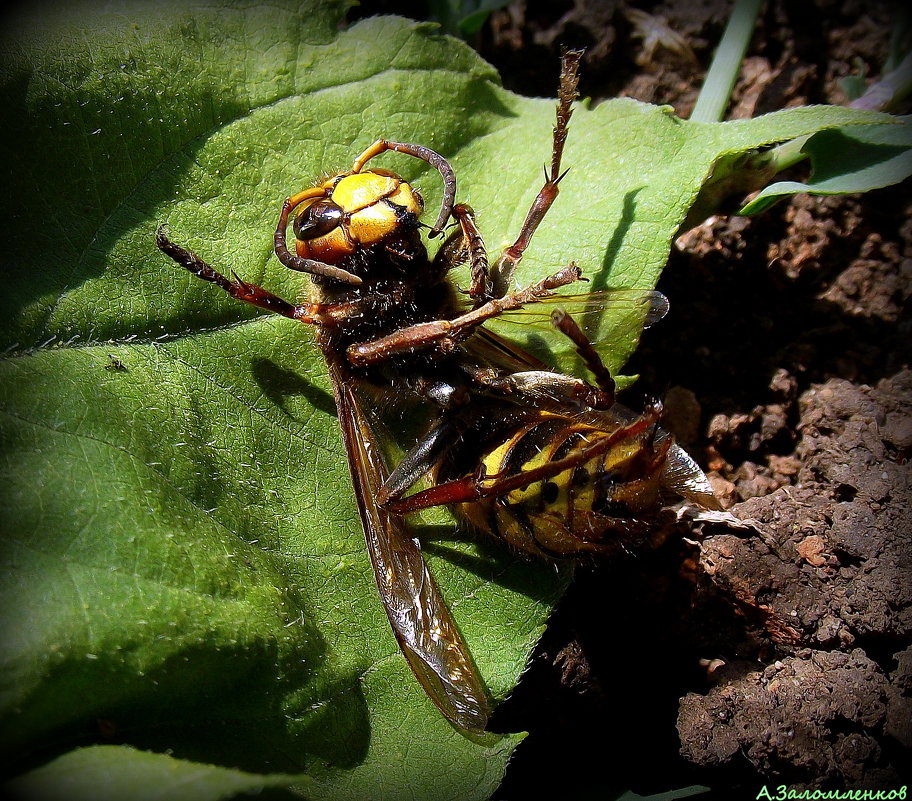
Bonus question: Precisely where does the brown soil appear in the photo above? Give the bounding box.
[351,0,911,795]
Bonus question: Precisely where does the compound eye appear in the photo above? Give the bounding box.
[293,200,344,241]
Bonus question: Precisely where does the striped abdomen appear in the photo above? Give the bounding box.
[445,409,676,559]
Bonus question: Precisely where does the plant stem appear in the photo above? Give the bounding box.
[764,135,809,173]
[690,0,764,123]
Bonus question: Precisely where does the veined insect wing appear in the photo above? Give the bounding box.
[329,360,491,731]
[480,287,669,377]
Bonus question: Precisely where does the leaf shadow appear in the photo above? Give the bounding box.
[252,357,337,419]
[3,601,373,779]
[417,524,570,601]
[809,127,911,181]
[593,188,642,293]
[4,82,251,329]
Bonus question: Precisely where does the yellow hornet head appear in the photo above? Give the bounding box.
[292,168,424,263]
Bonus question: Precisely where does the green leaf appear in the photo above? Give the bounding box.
[739,116,912,214]
[458,1,511,37]
[0,1,901,797]
[839,67,869,102]
[6,745,308,801]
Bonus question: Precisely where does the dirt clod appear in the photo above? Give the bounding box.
[680,372,911,782]
[678,649,891,785]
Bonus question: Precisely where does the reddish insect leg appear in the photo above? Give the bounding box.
[491,48,582,295]
[385,405,663,515]
[550,308,616,404]
[432,203,493,304]
[450,204,493,304]
[347,263,585,368]
[156,227,353,326]
[464,363,612,410]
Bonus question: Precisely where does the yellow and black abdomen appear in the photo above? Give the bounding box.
[444,409,672,559]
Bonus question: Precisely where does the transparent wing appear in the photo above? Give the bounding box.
[326,357,491,732]
[485,289,668,327]
[662,444,723,511]
[479,288,668,379]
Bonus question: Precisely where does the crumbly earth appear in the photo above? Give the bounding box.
[677,371,911,787]
[352,0,911,794]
